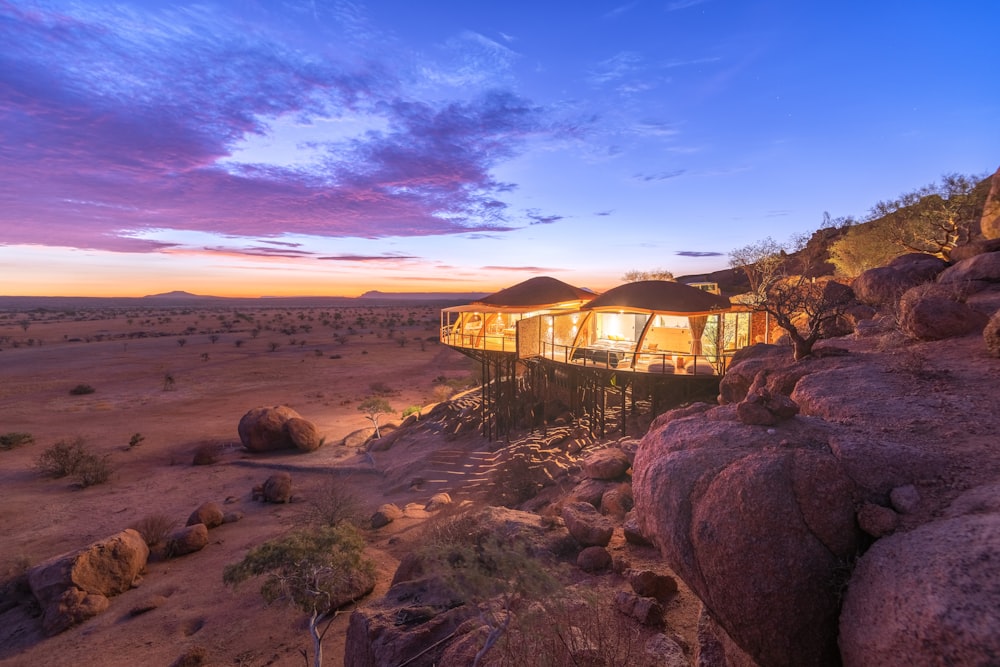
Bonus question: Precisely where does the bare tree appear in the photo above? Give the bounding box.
[621,268,675,282]
[730,238,855,360]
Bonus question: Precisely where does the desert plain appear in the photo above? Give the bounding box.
[0,299,697,667]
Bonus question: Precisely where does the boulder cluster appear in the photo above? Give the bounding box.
[237,405,323,452]
[632,236,1000,667]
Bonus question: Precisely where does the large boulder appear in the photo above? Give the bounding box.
[285,417,322,452]
[979,166,1000,239]
[839,488,1000,666]
[238,405,300,451]
[949,238,1000,262]
[937,251,1000,291]
[633,411,861,667]
[718,345,793,404]
[852,254,945,307]
[897,285,988,340]
[28,529,149,635]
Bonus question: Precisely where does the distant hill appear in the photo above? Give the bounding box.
[143,290,212,299]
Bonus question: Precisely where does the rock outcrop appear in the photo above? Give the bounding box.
[238,406,323,452]
[28,529,149,635]
[633,410,860,667]
[852,253,946,306]
[936,250,1000,292]
[897,285,988,340]
[839,484,1000,666]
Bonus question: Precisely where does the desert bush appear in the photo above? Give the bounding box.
[433,384,455,403]
[69,383,96,395]
[368,381,393,396]
[36,438,87,477]
[128,432,145,448]
[401,405,421,418]
[307,477,364,528]
[75,452,113,487]
[0,431,34,450]
[131,514,177,547]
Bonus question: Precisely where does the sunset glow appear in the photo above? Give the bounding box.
[1,1,998,297]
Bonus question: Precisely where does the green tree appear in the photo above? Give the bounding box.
[223,524,375,667]
[357,397,393,438]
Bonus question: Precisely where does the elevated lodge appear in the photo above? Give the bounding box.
[439,277,769,438]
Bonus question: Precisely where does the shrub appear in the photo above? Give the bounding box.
[128,432,145,448]
[307,477,363,527]
[36,438,87,477]
[402,405,421,418]
[131,514,177,547]
[490,455,547,508]
[0,432,34,450]
[75,452,113,487]
[69,384,96,395]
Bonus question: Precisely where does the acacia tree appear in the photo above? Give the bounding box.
[357,397,393,438]
[867,172,986,260]
[223,524,375,667]
[730,238,855,360]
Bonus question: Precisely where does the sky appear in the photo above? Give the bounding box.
[1,1,998,298]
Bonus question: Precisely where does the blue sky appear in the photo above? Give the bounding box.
[1,0,997,296]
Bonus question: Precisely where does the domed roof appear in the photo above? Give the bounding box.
[583,280,730,314]
[475,276,594,308]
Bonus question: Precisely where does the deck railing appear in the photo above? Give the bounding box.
[440,325,518,353]
[539,342,730,375]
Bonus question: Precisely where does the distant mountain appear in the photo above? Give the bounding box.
[143,290,213,299]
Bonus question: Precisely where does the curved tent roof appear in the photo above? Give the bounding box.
[582,280,730,315]
[474,276,595,309]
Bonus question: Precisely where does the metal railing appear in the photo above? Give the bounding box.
[440,325,517,353]
[538,341,730,375]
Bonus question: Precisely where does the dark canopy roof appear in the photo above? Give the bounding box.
[582,280,730,315]
[475,276,595,308]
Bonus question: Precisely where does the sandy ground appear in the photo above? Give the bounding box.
[0,305,481,666]
[0,304,702,667]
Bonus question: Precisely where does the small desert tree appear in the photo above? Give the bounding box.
[867,172,987,260]
[730,238,855,360]
[223,524,375,667]
[357,397,392,438]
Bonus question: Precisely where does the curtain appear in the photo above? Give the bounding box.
[688,315,707,355]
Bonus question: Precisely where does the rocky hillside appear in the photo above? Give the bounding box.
[635,244,1000,666]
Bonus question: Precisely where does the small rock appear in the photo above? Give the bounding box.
[577,546,612,572]
[890,485,921,514]
[623,509,652,546]
[261,472,292,503]
[857,502,899,538]
[186,501,224,529]
[645,633,688,667]
[424,492,452,511]
[371,503,404,529]
[627,569,678,602]
[582,448,631,480]
[129,594,167,617]
[614,590,664,626]
[222,511,243,524]
[167,524,209,557]
[561,502,614,547]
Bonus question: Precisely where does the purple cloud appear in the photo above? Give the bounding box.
[0,3,567,253]
[675,250,724,257]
